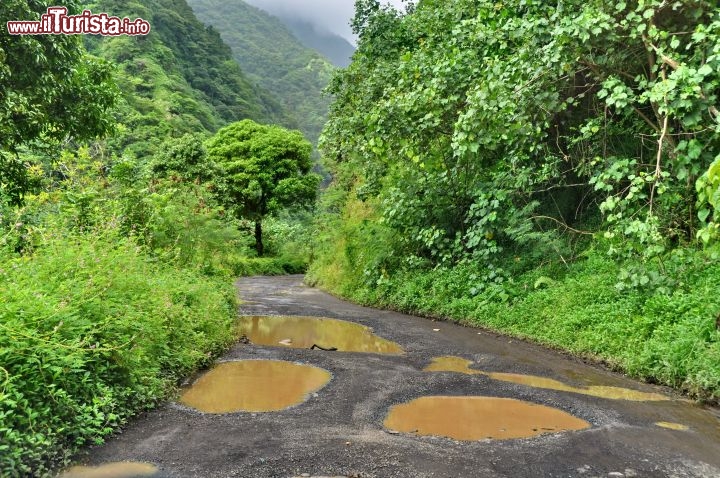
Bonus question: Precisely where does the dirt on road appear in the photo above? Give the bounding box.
[65,275,720,478]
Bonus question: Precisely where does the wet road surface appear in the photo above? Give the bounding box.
[66,275,720,478]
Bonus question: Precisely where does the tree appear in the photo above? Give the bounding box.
[0,0,117,205]
[206,120,320,256]
[321,0,720,273]
[149,133,216,183]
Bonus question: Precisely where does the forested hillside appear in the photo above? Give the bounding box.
[310,0,720,402]
[187,0,334,143]
[279,17,356,68]
[83,0,293,158]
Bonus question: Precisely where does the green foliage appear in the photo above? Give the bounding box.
[0,1,117,151]
[0,1,118,205]
[84,0,290,158]
[310,0,720,402]
[149,133,216,182]
[207,120,320,255]
[319,0,720,269]
[0,152,40,207]
[230,256,307,276]
[187,0,334,142]
[262,212,317,263]
[696,155,720,243]
[0,234,237,476]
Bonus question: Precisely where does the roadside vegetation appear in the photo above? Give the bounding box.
[309,0,720,402]
[1,1,316,475]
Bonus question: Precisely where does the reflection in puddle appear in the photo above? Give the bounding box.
[180,360,331,413]
[425,356,668,401]
[237,315,403,354]
[384,396,590,440]
[656,421,690,431]
[58,462,158,478]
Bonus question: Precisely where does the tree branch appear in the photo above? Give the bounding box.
[647,41,720,120]
[531,215,594,235]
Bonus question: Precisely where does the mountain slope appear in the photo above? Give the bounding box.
[187,0,334,143]
[84,0,293,158]
[280,18,355,68]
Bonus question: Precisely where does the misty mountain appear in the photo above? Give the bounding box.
[234,0,358,67]
[278,17,355,68]
[187,0,336,142]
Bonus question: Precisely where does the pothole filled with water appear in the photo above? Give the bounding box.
[237,315,403,354]
[656,421,690,431]
[384,396,590,440]
[425,356,668,401]
[58,462,158,478]
[179,360,331,413]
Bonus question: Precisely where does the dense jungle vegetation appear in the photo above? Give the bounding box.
[1,0,316,475]
[2,0,720,476]
[309,0,720,404]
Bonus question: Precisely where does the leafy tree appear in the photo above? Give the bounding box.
[149,133,216,183]
[0,1,118,205]
[206,120,320,256]
[319,0,720,283]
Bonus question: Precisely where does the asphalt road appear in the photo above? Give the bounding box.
[67,275,720,478]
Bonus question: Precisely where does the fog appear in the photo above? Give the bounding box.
[243,0,408,43]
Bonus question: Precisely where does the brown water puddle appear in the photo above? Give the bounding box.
[58,462,158,478]
[179,360,331,413]
[656,421,690,431]
[384,396,590,440]
[237,315,403,354]
[425,356,668,401]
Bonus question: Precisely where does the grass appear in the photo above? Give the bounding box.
[0,234,239,477]
[308,246,720,402]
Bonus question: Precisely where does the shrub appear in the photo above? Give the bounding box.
[0,234,237,476]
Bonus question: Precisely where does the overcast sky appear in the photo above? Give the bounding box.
[243,0,408,44]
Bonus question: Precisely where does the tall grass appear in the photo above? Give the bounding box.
[309,244,720,402]
[0,233,238,476]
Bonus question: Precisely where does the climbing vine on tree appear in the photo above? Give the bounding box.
[319,0,720,283]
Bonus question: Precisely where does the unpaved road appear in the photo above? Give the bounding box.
[69,275,720,478]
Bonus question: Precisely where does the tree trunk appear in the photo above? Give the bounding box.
[254,220,264,257]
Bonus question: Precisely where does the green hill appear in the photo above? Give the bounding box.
[279,17,355,68]
[187,0,334,143]
[84,0,294,158]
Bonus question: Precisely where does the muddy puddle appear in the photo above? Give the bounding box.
[237,315,403,354]
[656,421,690,431]
[425,356,668,401]
[384,396,590,440]
[180,360,331,413]
[58,462,158,478]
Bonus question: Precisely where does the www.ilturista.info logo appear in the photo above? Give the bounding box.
[7,6,150,36]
